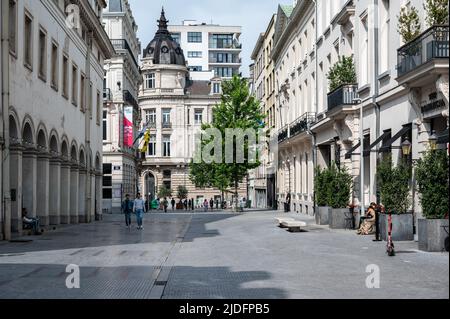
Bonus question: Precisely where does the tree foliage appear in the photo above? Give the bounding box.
[315,162,352,208]
[177,185,189,200]
[397,5,421,43]
[157,185,172,199]
[377,155,411,214]
[415,149,449,219]
[424,0,449,27]
[189,76,266,209]
[326,56,357,92]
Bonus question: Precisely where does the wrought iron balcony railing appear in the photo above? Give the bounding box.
[110,39,139,68]
[290,112,317,138]
[278,126,288,143]
[327,84,359,112]
[162,122,172,129]
[397,25,449,77]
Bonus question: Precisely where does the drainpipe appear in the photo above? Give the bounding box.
[311,0,318,215]
[373,0,380,206]
[1,0,11,240]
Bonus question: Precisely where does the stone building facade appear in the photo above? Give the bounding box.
[102,0,141,212]
[138,10,246,207]
[0,0,114,240]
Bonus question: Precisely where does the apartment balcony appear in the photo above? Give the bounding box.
[209,41,242,50]
[278,112,317,145]
[162,122,172,129]
[110,39,139,69]
[209,57,242,65]
[123,90,138,108]
[327,84,359,115]
[290,113,317,138]
[396,25,449,87]
[103,88,112,102]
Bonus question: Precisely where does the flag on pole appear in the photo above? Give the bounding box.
[133,120,150,146]
[139,129,151,153]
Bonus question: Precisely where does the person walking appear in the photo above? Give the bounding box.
[133,193,146,230]
[144,195,150,212]
[163,197,169,213]
[171,198,176,211]
[203,199,209,212]
[209,198,214,211]
[122,194,134,230]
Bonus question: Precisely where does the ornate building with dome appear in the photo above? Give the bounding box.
[138,9,246,206]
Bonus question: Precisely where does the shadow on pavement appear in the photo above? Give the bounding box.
[0,263,287,299]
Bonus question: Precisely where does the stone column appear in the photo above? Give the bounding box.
[9,146,23,233]
[78,168,87,223]
[90,171,96,221]
[36,152,50,226]
[49,157,61,225]
[22,149,37,219]
[60,161,71,224]
[70,165,79,224]
[95,172,102,219]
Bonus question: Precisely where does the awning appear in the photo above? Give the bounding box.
[379,125,412,153]
[363,130,391,157]
[437,128,449,144]
[345,141,361,159]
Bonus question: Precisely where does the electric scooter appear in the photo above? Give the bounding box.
[386,212,395,256]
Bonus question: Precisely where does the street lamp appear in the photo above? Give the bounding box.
[401,137,412,157]
[429,131,438,150]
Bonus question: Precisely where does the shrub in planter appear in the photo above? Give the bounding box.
[326,56,357,92]
[377,155,414,241]
[326,163,353,229]
[314,166,332,225]
[415,149,449,251]
[397,5,421,43]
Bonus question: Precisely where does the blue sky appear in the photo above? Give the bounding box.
[128,0,282,77]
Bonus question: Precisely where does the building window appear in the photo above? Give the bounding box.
[214,67,233,78]
[163,136,171,157]
[188,32,202,43]
[102,111,107,141]
[102,189,112,199]
[209,34,233,49]
[80,73,86,112]
[145,109,156,124]
[189,66,203,72]
[148,135,156,156]
[38,28,47,81]
[9,0,17,55]
[163,170,171,179]
[72,64,78,106]
[145,73,155,89]
[171,33,181,44]
[194,109,203,125]
[62,55,69,98]
[24,12,33,70]
[360,14,369,86]
[163,181,172,190]
[162,109,171,124]
[96,90,101,125]
[103,176,112,187]
[89,82,93,118]
[188,51,202,58]
[379,0,390,73]
[50,41,59,90]
[213,83,221,94]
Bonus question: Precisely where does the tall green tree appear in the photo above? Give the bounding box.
[424,0,449,26]
[189,76,266,209]
[397,5,421,43]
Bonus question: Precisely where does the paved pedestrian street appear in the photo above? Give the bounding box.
[0,211,448,299]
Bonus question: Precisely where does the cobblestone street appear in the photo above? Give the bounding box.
[0,211,448,299]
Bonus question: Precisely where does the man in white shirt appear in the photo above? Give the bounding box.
[133,193,146,230]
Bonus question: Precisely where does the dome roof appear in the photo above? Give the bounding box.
[143,9,186,66]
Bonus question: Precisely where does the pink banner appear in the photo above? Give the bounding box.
[123,107,133,147]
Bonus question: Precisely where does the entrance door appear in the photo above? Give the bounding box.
[145,173,156,200]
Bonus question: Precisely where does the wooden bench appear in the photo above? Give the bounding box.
[281,220,307,233]
[275,217,295,228]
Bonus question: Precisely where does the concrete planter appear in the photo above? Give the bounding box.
[418,219,449,252]
[315,206,330,225]
[379,213,414,241]
[328,208,349,229]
